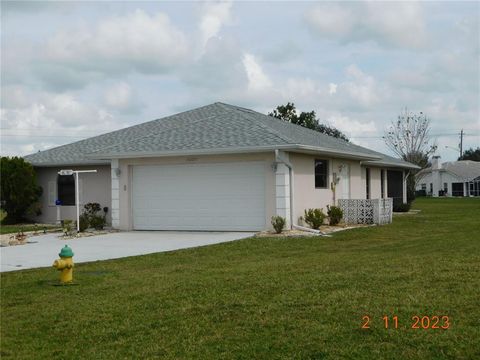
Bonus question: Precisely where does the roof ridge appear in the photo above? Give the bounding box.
[216,103,295,144]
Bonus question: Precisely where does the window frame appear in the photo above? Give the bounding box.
[314,159,329,189]
[57,174,76,206]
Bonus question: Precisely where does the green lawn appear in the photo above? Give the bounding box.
[0,224,60,235]
[1,198,479,359]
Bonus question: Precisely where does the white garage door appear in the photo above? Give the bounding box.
[132,162,266,231]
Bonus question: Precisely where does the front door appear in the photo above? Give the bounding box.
[337,163,350,200]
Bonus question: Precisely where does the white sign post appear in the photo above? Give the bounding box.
[58,169,97,233]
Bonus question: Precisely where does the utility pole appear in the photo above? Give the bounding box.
[459,129,464,158]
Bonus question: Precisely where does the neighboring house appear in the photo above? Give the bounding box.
[24,102,418,231]
[416,156,480,197]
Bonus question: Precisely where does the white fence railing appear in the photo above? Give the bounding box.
[338,198,393,225]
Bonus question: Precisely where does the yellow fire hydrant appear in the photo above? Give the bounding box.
[53,245,74,284]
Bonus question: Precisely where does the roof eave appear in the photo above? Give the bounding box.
[25,160,111,168]
[87,145,294,159]
[88,144,382,161]
[292,145,382,161]
[362,160,421,170]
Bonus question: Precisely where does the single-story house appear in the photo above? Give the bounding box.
[416,156,480,197]
[24,102,418,231]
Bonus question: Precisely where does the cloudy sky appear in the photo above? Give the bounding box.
[1,0,479,161]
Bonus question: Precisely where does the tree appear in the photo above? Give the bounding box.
[384,108,437,162]
[0,157,42,223]
[383,108,437,202]
[458,147,480,161]
[268,102,349,142]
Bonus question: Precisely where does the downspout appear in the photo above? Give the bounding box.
[274,150,329,236]
[275,149,294,229]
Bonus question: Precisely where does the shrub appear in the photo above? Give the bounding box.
[89,214,106,230]
[0,156,42,223]
[62,220,74,236]
[81,202,107,230]
[303,208,326,229]
[79,213,89,232]
[26,202,42,217]
[83,203,102,217]
[394,202,411,212]
[271,216,286,234]
[327,205,343,226]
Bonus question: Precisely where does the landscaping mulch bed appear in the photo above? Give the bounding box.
[0,226,61,247]
[60,228,119,240]
[256,223,370,237]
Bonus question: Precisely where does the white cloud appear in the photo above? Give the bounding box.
[327,113,377,136]
[181,35,247,91]
[242,53,272,92]
[305,3,356,37]
[199,1,232,50]
[43,10,189,78]
[103,82,139,112]
[329,83,337,95]
[1,92,114,130]
[339,65,381,108]
[306,2,427,48]
[0,88,125,155]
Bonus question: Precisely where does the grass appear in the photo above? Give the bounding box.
[0,224,60,235]
[0,209,60,234]
[1,198,479,359]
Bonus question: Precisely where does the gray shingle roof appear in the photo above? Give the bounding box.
[419,160,480,181]
[24,102,417,169]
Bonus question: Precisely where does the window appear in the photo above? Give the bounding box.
[380,170,385,198]
[452,182,464,196]
[430,183,433,195]
[421,183,426,190]
[444,183,448,193]
[365,168,371,199]
[314,159,328,188]
[57,175,75,205]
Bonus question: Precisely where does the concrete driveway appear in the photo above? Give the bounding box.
[0,231,255,272]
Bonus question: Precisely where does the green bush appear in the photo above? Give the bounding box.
[0,157,42,223]
[79,214,89,232]
[80,202,107,230]
[303,208,326,229]
[271,216,286,234]
[394,202,411,212]
[83,203,102,217]
[62,220,74,236]
[327,205,343,225]
[89,214,106,230]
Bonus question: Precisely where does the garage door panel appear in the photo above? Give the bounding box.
[132,162,266,231]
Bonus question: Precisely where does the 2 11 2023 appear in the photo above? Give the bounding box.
[362,315,450,329]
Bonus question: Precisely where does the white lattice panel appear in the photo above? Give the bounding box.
[339,198,393,225]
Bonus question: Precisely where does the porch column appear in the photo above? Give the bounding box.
[275,162,291,229]
[402,170,407,204]
[111,159,120,229]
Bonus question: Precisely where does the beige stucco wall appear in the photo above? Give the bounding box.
[33,165,111,224]
[289,153,390,224]
[117,153,276,231]
[289,153,366,224]
[368,167,382,199]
